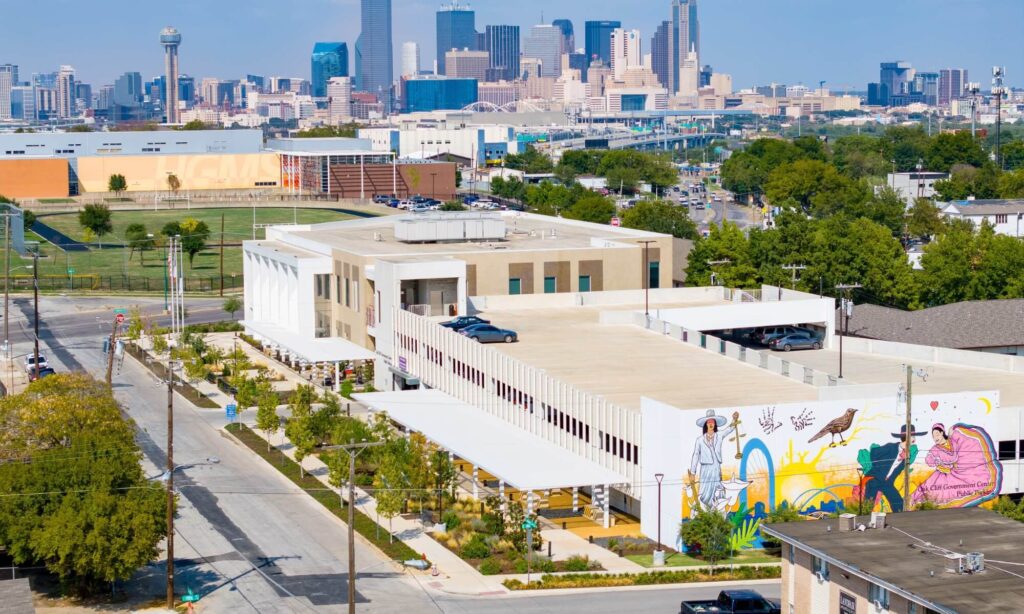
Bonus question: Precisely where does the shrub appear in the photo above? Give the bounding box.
[461,534,491,560]
[680,510,732,564]
[563,555,591,572]
[445,537,460,550]
[478,558,502,575]
[442,510,461,532]
[514,554,555,573]
[470,517,488,532]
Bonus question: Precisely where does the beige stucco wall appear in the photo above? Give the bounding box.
[76,153,281,192]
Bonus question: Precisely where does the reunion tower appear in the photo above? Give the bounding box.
[160,26,182,124]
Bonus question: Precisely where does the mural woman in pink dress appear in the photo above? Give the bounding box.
[910,423,1002,508]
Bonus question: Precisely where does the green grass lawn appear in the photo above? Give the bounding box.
[23,207,363,286]
[624,549,779,568]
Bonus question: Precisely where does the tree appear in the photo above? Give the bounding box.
[294,124,360,138]
[906,198,944,239]
[621,200,698,239]
[178,217,211,267]
[374,439,410,542]
[68,124,93,132]
[998,168,1024,198]
[764,159,867,218]
[918,221,1024,305]
[879,125,930,172]
[440,200,466,211]
[1002,140,1024,171]
[430,448,457,514]
[831,134,888,179]
[502,145,554,174]
[845,186,907,236]
[684,221,759,288]
[78,203,113,238]
[223,296,243,320]
[565,195,615,224]
[107,173,127,195]
[124,223,154,263]
[179,119,210,131]
[680,510,732,566]
[0,374,166,592]
[255,382,280,451]
[933,163,1000,201]
[925,131,987,173]
[284,385,318,477]
[604,166,642,194]
[167,173,181,194]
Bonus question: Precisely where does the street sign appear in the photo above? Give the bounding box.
[521,518,538,531]
[181,588,200,603]
[610,217,621,227]
[115,313,125,324]
[226,403,237,422]
[67,268,75,275]
[114,308,128,314]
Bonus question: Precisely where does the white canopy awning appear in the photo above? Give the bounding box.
[242,320,376,363]
[354,389,628,492]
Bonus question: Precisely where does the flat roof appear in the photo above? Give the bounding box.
[283,212,667,257]
[763,508,1024,613]
[354,389,628,490]
[782,348,1024,407]
[242,320,375,363]
[478,304,819,411]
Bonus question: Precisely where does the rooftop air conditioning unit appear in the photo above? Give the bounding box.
[838,513,856,532]
[965,552,985,573]
[946,554,966,574]
[373,232,383,241]
[869,511,886,529]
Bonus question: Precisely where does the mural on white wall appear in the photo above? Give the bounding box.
[640,391,1003,550]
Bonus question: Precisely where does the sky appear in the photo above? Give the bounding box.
[2,0,1021,89]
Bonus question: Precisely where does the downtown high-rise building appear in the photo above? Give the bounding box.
[445,50,489,81]
[311,42,349,98]
[160,27,182,123]
[436,2,477,75]
[585,20,621,65]
[668,0,699,96]
[55,65,76,118]
[939,68,968,106]
[651,21,670,89]
[610,29,642,81]
[914,72,939,106]
[327,76,353,123]
[552,19,575,54]
[524,24,564,78]
[485,25,520,82]
[356,0,393,104]
[0,64,14,120]
[402,42,421,77]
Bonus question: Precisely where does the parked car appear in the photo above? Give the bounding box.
[24,353,48,373]
[680,589,781,614]
[387,198,401,207]
[754,325,812,346]
[441,315,491,331]
[372,194,393,204]
[768,332,822,352]
[397,200,416,209]
[410,204,430,213]
[28,367,56,382]
[459,324,517,343]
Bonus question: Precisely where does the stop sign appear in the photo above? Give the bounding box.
[610,217,621,227]
[116,313,125,324]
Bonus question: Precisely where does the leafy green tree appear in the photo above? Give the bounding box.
[557,150,605,177]
[285,385,318,477]
[223,296,243,319]
[925,131,987,173]
[107,173,127,195]
[179,119,210,130]
[78,203,113,237]
[179,217,211,267]
[998,168,1024,198]
[933,163,1000,201]
[764,159,867,218]
[255,383,280,451]
[294,124,360,138]
[524,181,580,215]
[167,173,181,194]
[430,448,457,514]
[621,199,698,239]
[918,221,1024,305]
[604,166,642,194]
[831,134,888,179]
[906,198,944,239]
[1002,140,1024,171]
[309,393,342,444]
[845,186,907,235]
[161,220,182,237]
[720,138,813,196]
[561,195,614,224]
[684,221,759,288]
[124,222,154,262]
[503,145,554,174]
[374,439,410,542]
[680,510,732,565]
[879,125,930,172]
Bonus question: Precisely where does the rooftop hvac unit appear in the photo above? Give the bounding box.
[965,552,985,573]
[838,513,856,532]
[869,511,887,529]
[946,554,966,574]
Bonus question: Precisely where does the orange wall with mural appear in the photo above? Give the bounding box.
[0,159,69,198]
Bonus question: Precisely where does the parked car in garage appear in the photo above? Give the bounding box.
[441,316,491,331]
[753,325,812,346]
[459,324,517,343]
[768,332,822,352]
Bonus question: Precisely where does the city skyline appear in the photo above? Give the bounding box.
[1,0,1021,90]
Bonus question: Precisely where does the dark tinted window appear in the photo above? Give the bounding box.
[998,440,1017,461]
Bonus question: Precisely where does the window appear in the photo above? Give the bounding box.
[995,214,1008,224]
[908,603,918,614]
[344,278,351,308]
[812,555,829,580]
[998,440,1017,461]
[544,276,556,294]
[648,261,660,289]
[335,275,342,304]
[868,584,890,609]
[508,277,522,295]
[579,275,591,292]
[788,544,795,564]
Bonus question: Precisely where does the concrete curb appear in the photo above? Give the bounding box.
[499,577,781,597]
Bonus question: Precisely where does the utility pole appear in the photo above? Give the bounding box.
[992,67,1006,170]
[32,250,39,382]
[166,360,179,609]
[966,83,981,139]
[105,315,120,386]
[903,364,912,512]
[638,240,656,316]
[835,283,862,379]
[322,440,384,614]
[781,264,806,291]
[4,211,10,390]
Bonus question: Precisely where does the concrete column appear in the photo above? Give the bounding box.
[334,361,341,393]
[572,487,579,513]
[499,480,506,512]
[472,466,479,501]
[602,484,610,529]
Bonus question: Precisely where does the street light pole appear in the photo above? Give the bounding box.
[835,283,862,379]
[166,360,178,609]
[655,473,665,555]
[32,250,39,381]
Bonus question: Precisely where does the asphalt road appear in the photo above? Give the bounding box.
[11,295,781,612]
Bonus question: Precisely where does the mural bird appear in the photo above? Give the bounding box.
[808,408,858,447]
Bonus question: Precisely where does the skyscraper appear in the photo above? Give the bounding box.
[651,21,670,88]
[939,68,968,106]
[669,0,699,95]
[677,47,699,98]
[55,65,76,118]
[445,50,489,81]
[327,76,353,123]
[610,29,642,81]
[0,64,14,120]
[524,24,564,78]
[485,25,520,82]
[160,27,182,123]
[402,42,421,77]
[914,72,939,106]
[356,0,393,104]
[552,19,575,54]
[585,21,621,65]
[436,2,477,75]
[311,42,349,98]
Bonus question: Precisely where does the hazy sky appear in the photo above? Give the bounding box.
[2,0,1020,89]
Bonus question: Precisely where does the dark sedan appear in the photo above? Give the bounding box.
[459,324,517,343]
[768,332,822,352]
[440,316,491,331]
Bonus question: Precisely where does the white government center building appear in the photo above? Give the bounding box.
[243,212,1024,535]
